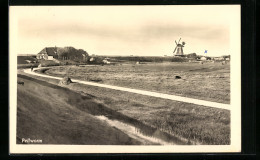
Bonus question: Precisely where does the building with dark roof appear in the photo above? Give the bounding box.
[37,47,58,60]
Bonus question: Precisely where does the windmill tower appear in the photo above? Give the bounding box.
[173,38,186,56]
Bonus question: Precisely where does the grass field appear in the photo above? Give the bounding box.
[19,67,230,145]
[44,62,230,104]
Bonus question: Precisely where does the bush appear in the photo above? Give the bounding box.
[171,57,188,62]
[186,53,197,59]
[59,76,72,85]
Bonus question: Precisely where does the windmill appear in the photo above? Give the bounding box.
[173,38,186,56]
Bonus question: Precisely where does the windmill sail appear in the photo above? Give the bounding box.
[173,46,177,53]
[178,38,181,44]
[173,38,185,56]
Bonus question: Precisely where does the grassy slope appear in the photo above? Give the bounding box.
[45,62,230,104]
[17,76,141,145]
[19,71,230,145]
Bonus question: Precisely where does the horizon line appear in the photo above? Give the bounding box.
[17,53,230,57]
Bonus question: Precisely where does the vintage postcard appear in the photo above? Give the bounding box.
[9,5,241,153]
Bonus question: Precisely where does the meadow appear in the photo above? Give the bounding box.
[44,62,230,104]
[20,61,231,145]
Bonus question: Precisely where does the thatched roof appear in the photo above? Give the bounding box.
[45,47,57,56]
[37,47,88,59]
[37,47,57,56]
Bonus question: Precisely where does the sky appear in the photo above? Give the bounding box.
[10,5,240,57]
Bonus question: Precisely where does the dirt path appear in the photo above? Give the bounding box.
[24,68,230,110]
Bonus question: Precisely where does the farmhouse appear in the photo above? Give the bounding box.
[103,59,111,64]
[213,57,225,61]
[200,57,207,61]
[89,57,95,62]
[37,47,58,60]
[102,58,111,64]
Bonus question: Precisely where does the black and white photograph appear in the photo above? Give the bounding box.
[9,5,241,153]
